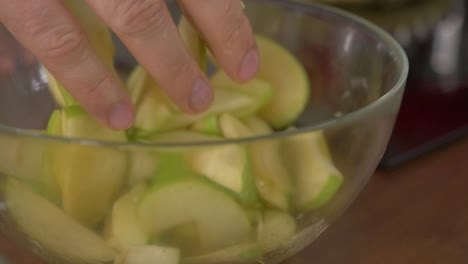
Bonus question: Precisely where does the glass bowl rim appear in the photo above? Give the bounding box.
[0,0,409,149]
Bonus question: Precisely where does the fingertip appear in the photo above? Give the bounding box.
[190,77,214,113]
[238,47,260,81]
[107,101,136,130]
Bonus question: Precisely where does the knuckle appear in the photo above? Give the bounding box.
[33,23,85,61]
[113,0,166,36]
[167,58,194,78]
[222,13,248,46]
[83,75,113,102]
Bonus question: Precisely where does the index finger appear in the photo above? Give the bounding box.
[0,0,135,130]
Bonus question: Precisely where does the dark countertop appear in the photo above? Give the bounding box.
[286,136,468,264]
[1,136,467,264]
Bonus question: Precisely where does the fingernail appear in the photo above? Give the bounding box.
[239,49,260,81]
[108,102,135,130]
[190,78,213,112]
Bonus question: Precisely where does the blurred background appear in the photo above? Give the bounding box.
[308,0,468,168]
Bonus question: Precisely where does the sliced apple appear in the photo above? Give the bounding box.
[254,35,310,129]
[127,151,160,187]
[209,72,273,113]
[138,176,253,253]
[41,110,63,203]
[126,65,151,107]
[0,115,60,204]
[49,106,127,226]
[5,178,116,263]
[106,183,148,252]
[43,66,66,107]
[0,136,49,188]
[162,85,268,131]
[130,85,173,138]
[187,143,259,207]
[190,115,222,136]
[283,130,343,211]
[184,243,262,264]
[218,113,252,139]
[153,221,200,256]
[125,67,272,136]
[244,117,292,211]
[146,130,257,205]
[256,210,297,252]
[145,130,221,144]
[114,245,181,264]
[178,16,207,71]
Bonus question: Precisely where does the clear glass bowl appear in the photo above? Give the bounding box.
[0,0,408,263]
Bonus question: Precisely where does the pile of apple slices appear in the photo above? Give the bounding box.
[3,2,344,264]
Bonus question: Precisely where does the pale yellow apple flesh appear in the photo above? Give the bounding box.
[207,34,310,129]
[106,183,148,252]
[51,106,128,227]
[283,131,343,211]
[5,178,117,263]
[256,210,297,252]
[244,117,293,211]
[184,243,262,264]
[114,245,181,264]
[138,177,253,253]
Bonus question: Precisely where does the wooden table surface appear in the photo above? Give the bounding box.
[1,136,467,264]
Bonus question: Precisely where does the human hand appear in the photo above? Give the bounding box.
[0,0,259,130]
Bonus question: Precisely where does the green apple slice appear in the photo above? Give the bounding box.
[154,222,201,256]
[178,16,207,71]
[218,113,252,139]
[5,178,116,263]
[190,115,222,136]
[114,246,181,264]
[283,130,343,211]
[186,142,259,207]
[130,86,173,138]
[46,109,62,135]
[256,210,297,252]
[0,135,51,194]
[126,74,264,136]
[126,15,209,137]
[150,127,257,204]
[43,66,66,107]
[51,106,127,226]
[44,68,77,107]
[125,69,272,136]
[125,66,177,138]
[126,65,151,107]
[244,117,292,211]
[152,145,259,211]
[41,110,64,203]
[0,111,61,204]
[209,71,273,113]
[254,35,310,129]
[127,151,160,187]
[106,183,148,252]
[162,87,263,131]
[146,130,219,143]
[138,176,253,253]
[184,243,262,264]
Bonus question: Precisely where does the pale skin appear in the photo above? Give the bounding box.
[0,0,260,130]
